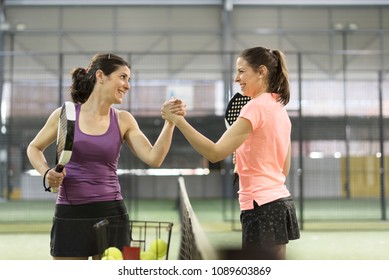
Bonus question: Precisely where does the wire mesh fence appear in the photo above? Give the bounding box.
[0,50,388,229]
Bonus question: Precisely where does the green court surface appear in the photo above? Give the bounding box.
[0,199,389,260]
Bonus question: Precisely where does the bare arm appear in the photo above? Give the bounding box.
[26,108,65,189]
[121,111,176,167]
[27,109,60,175]
[161,100,252,163]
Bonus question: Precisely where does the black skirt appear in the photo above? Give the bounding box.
[50,200,130,257]
[240,196,300,249]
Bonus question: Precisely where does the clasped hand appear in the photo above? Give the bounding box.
[161,98,186,123]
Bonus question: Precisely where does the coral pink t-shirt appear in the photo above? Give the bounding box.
[236,92,291,210]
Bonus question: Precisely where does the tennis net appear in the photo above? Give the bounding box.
[178,176,218,260]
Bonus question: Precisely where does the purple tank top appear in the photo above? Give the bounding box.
[57,104,123,205]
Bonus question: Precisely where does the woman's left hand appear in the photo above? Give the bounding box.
[161,98,186,123]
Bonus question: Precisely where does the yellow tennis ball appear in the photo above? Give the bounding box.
[149,239,167,258]
[101,255,116,260]
[103,247,123,260]
[140,250,157,260]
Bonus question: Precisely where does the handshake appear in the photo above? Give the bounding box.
[161,98,187,124]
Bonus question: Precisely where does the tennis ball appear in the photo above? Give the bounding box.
[149,239,167,258]
[101,255,116,260]
[140,250,157,260]
[103,247,123,260]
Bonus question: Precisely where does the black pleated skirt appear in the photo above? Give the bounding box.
[50,200,130,257]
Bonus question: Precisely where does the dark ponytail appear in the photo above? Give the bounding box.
[69,67,96,104]
[270,50,290,105]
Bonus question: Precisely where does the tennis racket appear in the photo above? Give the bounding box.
[224,92,251,128]
[225,92,251,174]
[50,101,76,192]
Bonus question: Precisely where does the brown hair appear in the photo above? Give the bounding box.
[238,47,290,105]
[69,53,130,104]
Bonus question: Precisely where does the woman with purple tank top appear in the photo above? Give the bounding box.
[27,53,185,260]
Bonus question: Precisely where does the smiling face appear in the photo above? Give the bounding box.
[103,65,131,104]
[234,57,267,98]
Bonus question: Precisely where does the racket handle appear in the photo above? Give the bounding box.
[55,165,64,173]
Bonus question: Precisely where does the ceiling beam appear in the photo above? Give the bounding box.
[4,0,389,7]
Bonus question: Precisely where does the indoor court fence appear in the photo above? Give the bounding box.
[0,50,388,230]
